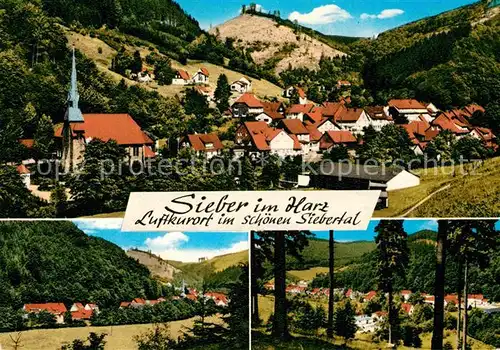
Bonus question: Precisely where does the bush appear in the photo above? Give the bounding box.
[98,47,103,54]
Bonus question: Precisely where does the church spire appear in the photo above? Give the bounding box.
[65,47,84,122]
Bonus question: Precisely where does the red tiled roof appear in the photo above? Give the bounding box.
[16,164,30,174]
[133,298,146,305]
[365,291,377,301]
[389,99,427,110]
[320,131,357,149]
[304,107,323,124]
[262,101,285,120]
[120,301,131,308]
[336,108,365,123]
[431,112,470,135]
[185,294,197,301]
[205,292,228,304]
[296,87,306,98]
[177,69,190,80]
[24,303,67,314]
[464,104,485,115]
[200,67,209,77]
[321,102,344,118]
[364,106,391,120]
[144,146,156,158]
[186,133,223,152]
[72,303,84,310]
[401,303,412,314]
[281,119,309,135]
[234,93,263,108]
[71,309,93,320]
[305,124,322,142]
[445,294,458,304]
[55,114,153,145]
[287,104,314,115]
[19,139,34,148]
[401,290,412,295]
[289,134,302,150]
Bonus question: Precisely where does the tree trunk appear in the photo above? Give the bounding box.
[456,261,463,350]
[431,220,447,350]
[250,231,260,325]
[462,261,468,350]
[388,282,393,346]
[326,230,335,338]
[273,231,288,340]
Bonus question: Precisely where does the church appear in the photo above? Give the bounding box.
[56,49,156,172]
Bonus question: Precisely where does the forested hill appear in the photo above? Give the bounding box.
[355,0,500,116]
[0,221,164,309]
[42,0,201,35]
[334,230,500,302]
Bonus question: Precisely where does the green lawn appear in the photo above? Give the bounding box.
[375,157,500,217]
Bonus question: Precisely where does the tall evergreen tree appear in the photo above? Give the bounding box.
[431,220,449,350]
[326,230,335,338]
[214,74,231,112]
[375,220,409,346]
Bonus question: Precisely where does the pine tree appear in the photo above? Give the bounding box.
[214,74,231,113]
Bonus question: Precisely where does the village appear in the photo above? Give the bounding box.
[263,281,500,334]
[20,282,229,327]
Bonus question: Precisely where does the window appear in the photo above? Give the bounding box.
[133,147,140,157]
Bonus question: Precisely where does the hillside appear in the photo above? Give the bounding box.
[66,28,283,99]
[333,230,500,302]
[286,238,376,270]
[357,0,500,111]
[0,221,162,309]
[128,248,248,284]
[210,14,346,74]
[375,156,500,218]
[126,249,180,281]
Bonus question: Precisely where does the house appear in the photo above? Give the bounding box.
[364,291,377,302]
[56,50,156,172]
[180,133,224,159]
[364,106,393,131]
[403,116,441,155]
[400,290,412,301]
[286,284,306,294]
[279,119,310,145]
[69,303,94,321]
[231,77,252,93]
[134,68,153,83]
[256,101,285,124]
[401,303,414,315]
[336,80,352,89]
[335,108,372,135]
[386,99,432,122]
[192,67,209,84]
[204,292,229,307]
[195,85,213,102]
[282,86,307,103]
[172,69,191,85]
[319,130,358,156]
[23,303,67,324]
[308,162,420,209]
[286,104,315,121]
[303,106,324,125]
[16,164,31,188]
[470,127,497,150]
[234,121,301,158]
[264,282,275,291]
[355,314,378,333]
[231,93,264,118]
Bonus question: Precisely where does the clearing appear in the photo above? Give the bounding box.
[0,315,221,350]
[66,29,283,100]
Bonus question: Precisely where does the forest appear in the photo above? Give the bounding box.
[252,221,500,348]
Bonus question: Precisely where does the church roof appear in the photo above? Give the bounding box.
[55,114,153,145]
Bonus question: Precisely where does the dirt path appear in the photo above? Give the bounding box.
[401,183,452,217]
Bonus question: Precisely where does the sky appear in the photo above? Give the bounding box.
[178,0,477,37]
[74,219,249,263]
[74,219,499,261]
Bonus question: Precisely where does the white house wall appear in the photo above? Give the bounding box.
[386,170,420,191]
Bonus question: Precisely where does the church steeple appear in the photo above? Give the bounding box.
[65,47,84,122]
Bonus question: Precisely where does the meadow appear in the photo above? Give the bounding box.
[0,315,221,350]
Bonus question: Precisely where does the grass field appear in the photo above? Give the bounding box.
[287,267,330,281]
[375,157,500,217]
[252,330,493,350]
[287,239,375,270]
[0,315,221,350]
[66,29,283,100]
